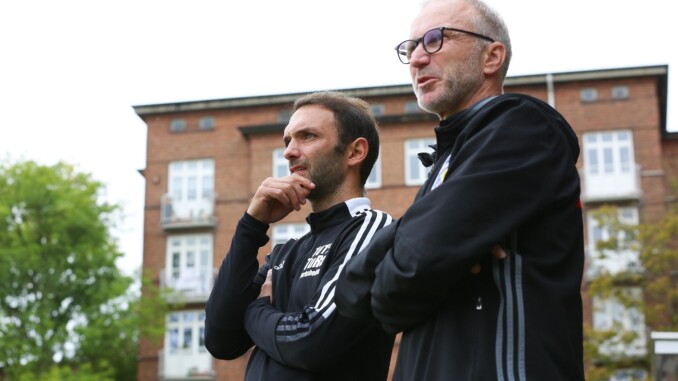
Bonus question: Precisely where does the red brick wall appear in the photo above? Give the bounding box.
[138,72,672,381]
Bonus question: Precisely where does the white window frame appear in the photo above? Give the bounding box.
[404,138,435,186]
[592,287,647,356]
[611,85,629,100]
[199,116,214,130]
[165,234,213,295]
[168,159,215,218]
[587,206,639,276]
[584,130,634,176]
[580,87,598,102]
[170,118,187,132]
[365,151,381,189]
[582,130,639,201]
[272,148,288,178]
[272,223,310,246]
[163,309,213,378]
[166,310,207,355]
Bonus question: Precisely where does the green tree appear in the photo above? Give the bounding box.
[0,160,166,380]
[584,192,678,381]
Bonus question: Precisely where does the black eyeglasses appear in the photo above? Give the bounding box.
[395,26,495,64]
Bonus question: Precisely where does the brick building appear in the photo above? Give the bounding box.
[133,65,676,381]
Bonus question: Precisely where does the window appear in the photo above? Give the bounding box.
[582,130,638,200]
[580,88,598,102]
[592,288,647,356]
[272,148,288,178]
[162,310,213,377]
[370,104,385,117]
[404,100,422,114]
[166,234,213,296]
[170,119,187,132]
[272,223,310,246]
[404,138,435,186]
[610,368,647,381]
[612,85,629,100]
[587,206,639,275]
[278,110,293,123]
[166,310,206,354]
[167,159,215,221]
[199,116,215,130]
[365,151,381,189]
[584,131,633,175]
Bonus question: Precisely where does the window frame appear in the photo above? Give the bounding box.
[404,138,435,186]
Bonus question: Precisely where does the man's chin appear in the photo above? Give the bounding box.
[414,91,437,110]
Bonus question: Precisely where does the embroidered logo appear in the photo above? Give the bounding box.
[299,244,331,278]
[431,154,451,190]
[273,260,285,270]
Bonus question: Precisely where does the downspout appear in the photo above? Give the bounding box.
[546,73,555,108]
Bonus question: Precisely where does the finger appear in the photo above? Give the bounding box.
[260,177,300,209]
[470,263,481,274]
[288,174,315,204]
[491,244,507,259]
[276,175,314,210]
[289,173,315,189]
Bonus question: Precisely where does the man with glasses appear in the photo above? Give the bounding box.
[336,0,586,380]
[205,91,394,381]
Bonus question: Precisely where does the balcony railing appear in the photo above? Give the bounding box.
[160,193,217,230]
[158,349,215,381]
[160,268,217,303]
[581,164,641,203]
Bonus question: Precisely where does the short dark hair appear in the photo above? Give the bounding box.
[293,91,380,187]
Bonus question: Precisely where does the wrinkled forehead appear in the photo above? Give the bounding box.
[410,0,474,37]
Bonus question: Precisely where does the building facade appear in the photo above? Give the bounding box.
[133,65,675,381]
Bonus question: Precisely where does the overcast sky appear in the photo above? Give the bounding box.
[1,0,676,276]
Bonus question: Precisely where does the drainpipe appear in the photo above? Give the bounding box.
[546,73,555,108]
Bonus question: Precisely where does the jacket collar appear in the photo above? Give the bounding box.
[306,197,370,232]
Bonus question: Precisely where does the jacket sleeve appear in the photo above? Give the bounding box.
[334,221,398,323]
[244,210,393,371]
[371,98,580,333]
[204,212,271,360]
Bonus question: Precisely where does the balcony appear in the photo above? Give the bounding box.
[581,164,641,203]
[158,349,215,381]
[160,268,217,303]
[161,193,217,230]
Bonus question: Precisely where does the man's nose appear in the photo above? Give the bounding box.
[284,141,299,161]
[409,44,431,67]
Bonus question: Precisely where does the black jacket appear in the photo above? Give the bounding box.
[205,198,394,381]
[336,94,585,381]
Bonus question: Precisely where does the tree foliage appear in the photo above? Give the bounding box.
[584,189,678,380]
[0,160,167,380]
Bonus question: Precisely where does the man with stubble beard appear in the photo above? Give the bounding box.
[204,91,394,381]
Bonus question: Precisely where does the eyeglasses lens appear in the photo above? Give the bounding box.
[422,29,443,54]
[396,28,445,64]
[398,42,413,61]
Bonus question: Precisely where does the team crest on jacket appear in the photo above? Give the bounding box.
[299,244,331,278]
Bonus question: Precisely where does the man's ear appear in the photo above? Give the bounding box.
[346,137,369,168]
[483,41,506,76]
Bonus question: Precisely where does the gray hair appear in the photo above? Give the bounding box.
[468,0,512,79]
[420,0,512,80]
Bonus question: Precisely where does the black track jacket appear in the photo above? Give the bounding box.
[336,94,586,381]
[205,198,394,381]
